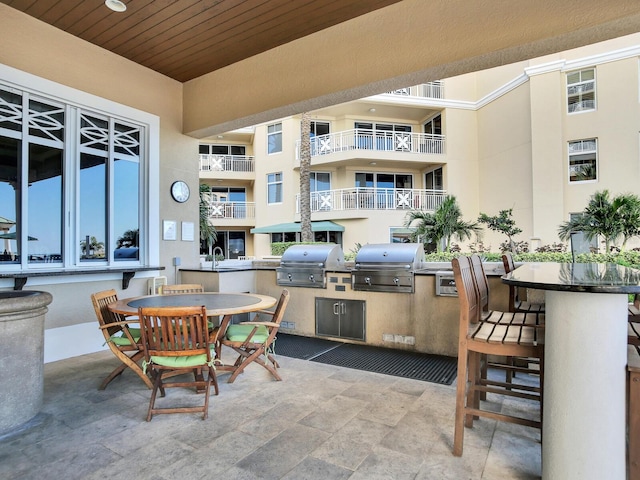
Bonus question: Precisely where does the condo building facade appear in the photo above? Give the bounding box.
[200,33,640,259]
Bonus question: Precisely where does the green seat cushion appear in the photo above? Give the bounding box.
[110,328,141,346]
[150,346,215,368]
[225,324,269,343]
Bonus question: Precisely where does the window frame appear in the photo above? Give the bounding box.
[568,139,598,183]
[267,172,283,204]
[267,122,282,154]
[567,68,596,114]
[0,65,159,275]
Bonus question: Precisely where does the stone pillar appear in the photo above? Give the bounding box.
[0,290,53,436]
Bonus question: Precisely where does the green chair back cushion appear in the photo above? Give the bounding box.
[110,328,141,346]
[226,324,269,343]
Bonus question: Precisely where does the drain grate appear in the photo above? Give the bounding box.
[274,334,457,385]
[274,333,342,360]
[311,343,457,385]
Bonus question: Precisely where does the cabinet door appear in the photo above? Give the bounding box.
[339,299,366,341]
[315,298,340,337]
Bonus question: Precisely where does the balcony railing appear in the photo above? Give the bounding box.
[201,197,256,220]
[385,82,444,99]
[296,188,447,213]
[199,154,255,172]
[296,129,445,159]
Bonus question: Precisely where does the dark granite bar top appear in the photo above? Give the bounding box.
[502,262,640,294]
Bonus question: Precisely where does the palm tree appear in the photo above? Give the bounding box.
[557,190,640,252]
[404,195,481,252]
[299,112,313,242]
[199,184,217,250]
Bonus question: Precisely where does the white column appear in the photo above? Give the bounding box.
[543,290,627,479]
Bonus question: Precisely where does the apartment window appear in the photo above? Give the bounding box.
[0,84,146,268]
[425,167,444,190]
[267,122,282,154]
[199,144,246,156]
[310,121,330,137]
[267,172,283,203]
[355,172,413,189]
[354,122,411,151]
[568,139,597,182]
[567,69,596,113]
[310,172,331,192]
[424,115,442,135]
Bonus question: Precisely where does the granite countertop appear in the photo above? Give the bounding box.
[502,262,640,294]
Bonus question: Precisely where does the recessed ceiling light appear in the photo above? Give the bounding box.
[105,0,127,12]
[370,162,377,166]
[369,108,376,113]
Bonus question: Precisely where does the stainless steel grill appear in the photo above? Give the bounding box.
[352,243,425,293]
[276,244,345,289]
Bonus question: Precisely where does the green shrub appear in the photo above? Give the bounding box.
[270,242,328,256]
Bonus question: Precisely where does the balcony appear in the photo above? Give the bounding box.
[199,154,255,180]
[296,188,446,215]
[201,195,256,226]
[295,129,445,166]
[385,81,444,99]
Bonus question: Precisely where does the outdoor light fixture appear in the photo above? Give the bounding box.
[105,0,127,12]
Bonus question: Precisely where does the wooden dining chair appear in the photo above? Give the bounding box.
[502,252,545,313]
[219,289,290,383]
[137,305,218,421]
[91,289,153,390]
[452,256,544,456]
[160,283,205,295]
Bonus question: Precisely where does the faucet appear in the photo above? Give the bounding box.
[212,246,224,270]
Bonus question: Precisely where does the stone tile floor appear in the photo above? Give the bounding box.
[0,349,541,479]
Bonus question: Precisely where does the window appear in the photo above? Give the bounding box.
[204,230,246,259]
[267,172,283,204]
[354,122,411,151]
[310,172,331,192]
[568,213,597,256]
[568,139,597,182]
[310,172,331,211]
[310,121,330,137]
[199,144,246,156]
[567,69,595,113]
[425,167,444,190]
[355,172,413,189]
[267,123,282,154]
[208,187,247,218]
[270,231,342,245]
[424,114,442,135]
[0,82,148,269]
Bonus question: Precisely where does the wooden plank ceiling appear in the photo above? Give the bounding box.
[1,0,402,82]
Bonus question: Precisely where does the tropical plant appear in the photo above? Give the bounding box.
[477,208,522,253]
[558,190,640,252]
[116,229,138,248]
[404,195,481,252]
[199,184,217,246]
[80,236,104,257]
[299,112,313,242]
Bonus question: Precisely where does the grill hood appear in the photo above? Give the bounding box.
[354,243,425,270]
[277,244,345,288]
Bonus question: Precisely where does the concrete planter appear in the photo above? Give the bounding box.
[0,290,53,436]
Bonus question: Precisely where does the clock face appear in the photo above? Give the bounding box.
[171,181,190,203]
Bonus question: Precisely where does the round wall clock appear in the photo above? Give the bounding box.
[170,181,190,203]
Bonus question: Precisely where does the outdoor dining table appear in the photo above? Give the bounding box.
[108,292,277,375]
[502,262,640,480]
